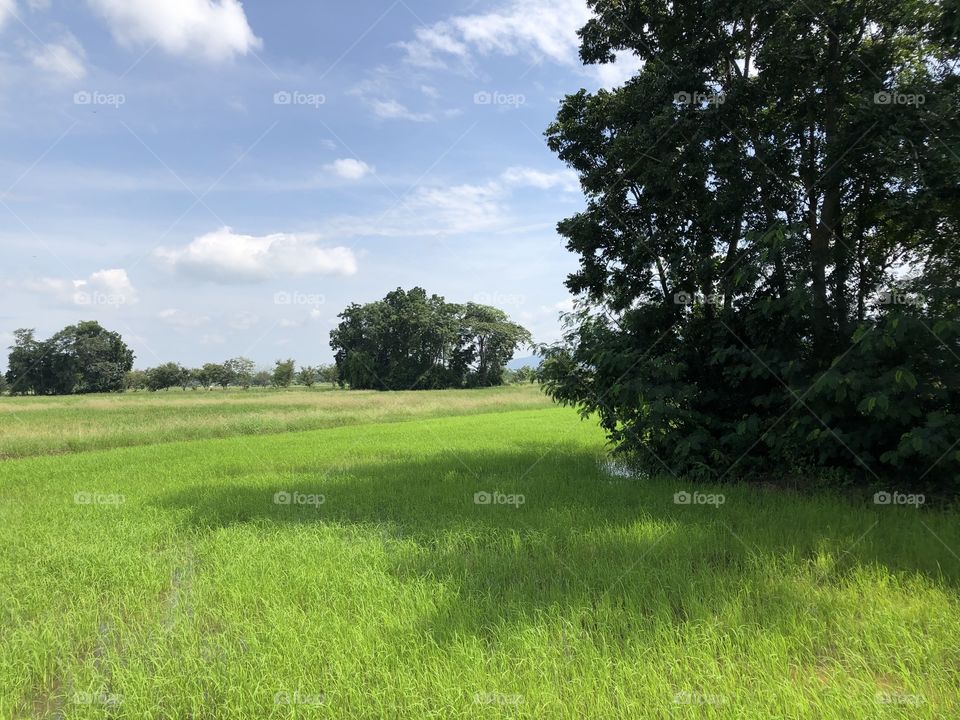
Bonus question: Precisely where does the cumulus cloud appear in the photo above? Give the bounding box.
[156,227,358,283]
[28,34,87,80]
[325,158,374,181]
[86,0,261,62]
[399,0,590,68]
[397,0,640,88]
[21,268,137,306]
[501,166,579,192]
[371,99,434,122]
[309,164,581,241]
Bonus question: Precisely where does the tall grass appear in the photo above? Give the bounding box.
[0,384,549,459]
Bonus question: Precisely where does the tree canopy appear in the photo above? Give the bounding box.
[5,322,134,395]
[330,287,531,390]
[540,0,960,492]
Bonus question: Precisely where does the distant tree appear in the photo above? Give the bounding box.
[226,357,255,389]
[251,370,272,387]
[5,322,133,395]
[330,288,530,390]
[272,359,296,388]
[459,303,532,387]
[5,329,44,395]
[124,370,148,392]
[505,366,536,384]
[0,373,7,395]
[146,363,186,392]
[297,366,318,387]
[317,363,339,387]
[194,365,217,390]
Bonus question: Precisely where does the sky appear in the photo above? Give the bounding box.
[0,0,640,370]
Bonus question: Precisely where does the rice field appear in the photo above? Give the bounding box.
[1,388,958,718]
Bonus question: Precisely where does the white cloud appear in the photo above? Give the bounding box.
[28,34,87,80]
[594,52,644,88]
[398,0,640,88]
[21,268,137,306]
[86,0,261,62]
[325,158,374,181]
[501,166,579,192]
[307,164,580,241]
[0,0,15,29]
[156,227,358,283]
[158,308,209,328]
[399,0,590,68]
[371,99,434,123]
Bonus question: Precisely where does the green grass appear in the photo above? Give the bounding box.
[0,384,551,459]
[1,390,958,718]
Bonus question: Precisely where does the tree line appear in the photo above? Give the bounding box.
[2,289,533,395]
[123,359,341,392]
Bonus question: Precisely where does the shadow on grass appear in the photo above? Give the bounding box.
[154,443,960,642]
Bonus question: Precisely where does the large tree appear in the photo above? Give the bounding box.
[331,288,531,390]
[540,0,960,491]
[5,322,134,395]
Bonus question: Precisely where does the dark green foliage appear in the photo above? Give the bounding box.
[540,0,960,493]
[330,287,531,390]
[251,370,272,387]
[297,366,318,387]
[226,357,255,389]
[5,322,134,395]
[504,366,537,384]
[146,363,189,392]
[272,359,296,388]
[124,370,148,391]
[316,363,339,387]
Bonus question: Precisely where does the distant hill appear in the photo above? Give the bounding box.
[507,355,541,370]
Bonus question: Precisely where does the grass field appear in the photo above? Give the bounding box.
[0,385,552,459]
[1,387,959,718]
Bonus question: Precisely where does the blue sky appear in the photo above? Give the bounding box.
[0,0,639,369]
